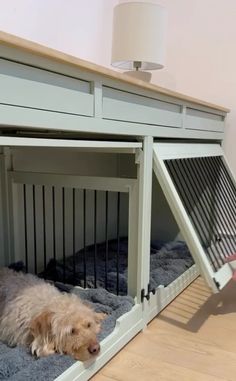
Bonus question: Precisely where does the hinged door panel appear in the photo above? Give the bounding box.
[153,143,236,292]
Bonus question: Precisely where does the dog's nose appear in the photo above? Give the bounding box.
[88,343,100,355]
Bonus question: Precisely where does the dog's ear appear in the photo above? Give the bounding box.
[30,310,53,338]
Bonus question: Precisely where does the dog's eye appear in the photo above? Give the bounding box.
[71,328,76,335]
[87,322,91,328]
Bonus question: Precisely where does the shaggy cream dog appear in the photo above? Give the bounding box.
[0,268,105,361]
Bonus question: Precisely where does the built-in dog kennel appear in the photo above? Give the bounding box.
[0,32,235,381]
[0,142,144,380]
[2,139,236,381]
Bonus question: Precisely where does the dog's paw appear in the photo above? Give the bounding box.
[31,341,55,357]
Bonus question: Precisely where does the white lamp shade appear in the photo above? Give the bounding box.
[111,2,167,71]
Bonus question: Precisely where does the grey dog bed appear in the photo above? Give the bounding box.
[0,287,134,381]
[0,240,194,380]
[41,239,194,294]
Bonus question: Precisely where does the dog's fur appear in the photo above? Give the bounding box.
[0,268,104,361]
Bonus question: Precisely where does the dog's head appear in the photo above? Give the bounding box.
[30,295,105,361]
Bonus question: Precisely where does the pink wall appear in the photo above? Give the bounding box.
[0,0,235,171]
[153,0,236,173]
[0,0,118,65]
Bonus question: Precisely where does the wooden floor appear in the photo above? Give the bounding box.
[91,277,236,381]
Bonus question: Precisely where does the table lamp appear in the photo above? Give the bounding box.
[111,2,167,82]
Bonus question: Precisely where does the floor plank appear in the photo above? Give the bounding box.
[91,277,236,381]
[100,351,226,381]
[91,375,114,381]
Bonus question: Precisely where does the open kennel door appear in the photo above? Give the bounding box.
[153,142,236,292]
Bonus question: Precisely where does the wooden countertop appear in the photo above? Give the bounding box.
[0,31,230,113]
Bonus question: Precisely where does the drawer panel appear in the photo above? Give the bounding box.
[103,87,182,128]
[0,59,94,116]
[185,108,224,132]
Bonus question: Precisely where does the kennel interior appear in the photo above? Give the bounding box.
[1,140,236,381]
[0,143,145,381]
[0,140,203,381]
[5,143,201,293]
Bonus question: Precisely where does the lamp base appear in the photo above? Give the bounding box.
[123,70,152,82]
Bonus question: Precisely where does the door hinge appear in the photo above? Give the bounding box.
[141,283,156,302]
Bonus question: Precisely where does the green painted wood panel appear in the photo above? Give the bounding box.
[102,86,182,128]
[185,108,224,132]
[0,59,94,116]
[0,103,224,140]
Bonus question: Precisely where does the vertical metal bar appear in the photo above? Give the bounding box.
[62,187,65,283]
[105,191,109,290]
[186,157,229,258]
[180,158,224,267]
[217,156,236,203]
[202,156,235,252]
[116,192,120,295]
[83,189,87,288]
[213,157,236,223]
[201,157,236,252]
[72,188,76,285]
[94,190,97,288]
[166,161,208,247]
[52,186,56,261]
[23,184,28,272]
[171,159,220,269]
[214,157,236,254]
[166,160,220,270]
[42,185,47,271]
[181,158,214,240]
[32,185,37,274]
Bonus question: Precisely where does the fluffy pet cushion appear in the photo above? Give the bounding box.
[41,239,194,294]
[0,240,194,380]
[0,288,134,381]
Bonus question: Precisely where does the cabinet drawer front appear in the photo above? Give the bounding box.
[0,59,94,116]
[103,87,182,127]
[185,108,224,132]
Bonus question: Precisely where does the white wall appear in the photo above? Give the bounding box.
[0,0,235,171]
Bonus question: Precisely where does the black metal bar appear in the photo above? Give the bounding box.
[62,187,66,283]
[116,192,120,295]
[166,160,219,270]
[83,189,87,288]
[72,188,76,285]
[180,158,221,269]
[105,191,109,290]
[201,156,235,254]
[180,158,224,268]
[188,158,216,241]
[201,157,233,256]
[166,154,236,271]
[23,184,28,272]
[32,185,37,274]
[182,158,215,240]
[214,158,236,247]
[166,160,208,245]
[217,156,236,204]
[212,157,236,234]
[201,157,236,253]
[94,190,97,288]
[52,186,56,261]
[42,185,47,271]
[186,157,229,259]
